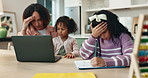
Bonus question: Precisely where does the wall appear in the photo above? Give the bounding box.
[2,0,36,32]
[81,0,148,35]
[64,0,82,7]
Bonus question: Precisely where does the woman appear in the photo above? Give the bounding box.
[18,3,58,37]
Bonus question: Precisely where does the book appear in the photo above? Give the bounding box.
[74,60,126,70]
[33,72,96,78]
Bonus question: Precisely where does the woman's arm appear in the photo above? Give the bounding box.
[17,30,26,36]
[18,16,35,36]
[46,26,58,38]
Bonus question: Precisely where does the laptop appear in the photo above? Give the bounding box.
[12,35,61,62]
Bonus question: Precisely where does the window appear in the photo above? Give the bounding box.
[37,0,52,25]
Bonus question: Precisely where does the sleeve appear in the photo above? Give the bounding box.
[104,34,133,66]
[71,39,80,57]
[17,27,30,36]
[18,26,38,36]
[17,31,24,36]
[17,27,29,36]
[80,36,97,59]
[52,37,59,55]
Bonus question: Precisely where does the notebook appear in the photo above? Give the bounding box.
[74,60,126,70]
[12,35,61,62]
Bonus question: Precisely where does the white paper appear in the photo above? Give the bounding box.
[74,60,93,68]
[74,60,126,69]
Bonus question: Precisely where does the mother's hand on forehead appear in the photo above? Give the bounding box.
[91,22,107,38]
[22,16,35,31]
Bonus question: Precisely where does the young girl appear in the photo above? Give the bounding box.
[53,16,79,59]
[80,10,134,67]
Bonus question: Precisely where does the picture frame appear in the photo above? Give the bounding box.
[0,11,18,37]
[85,25,91,33]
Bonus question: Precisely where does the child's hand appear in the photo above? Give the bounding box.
[91,22,107,38]
[91,57,106,67]
[64,53,75,59]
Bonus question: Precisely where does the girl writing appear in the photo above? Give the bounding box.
[80,10,134,67]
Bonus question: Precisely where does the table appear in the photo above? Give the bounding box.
[0,49,129,78]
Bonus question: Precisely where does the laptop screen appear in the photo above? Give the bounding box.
[12,35,60,62]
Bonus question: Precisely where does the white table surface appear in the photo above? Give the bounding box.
[0,49,129,78]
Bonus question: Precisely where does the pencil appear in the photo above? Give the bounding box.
[94,39,98,57]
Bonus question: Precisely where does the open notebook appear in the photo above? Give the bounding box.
[74,60,126,70]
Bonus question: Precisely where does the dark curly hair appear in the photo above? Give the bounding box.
[54,16,78,33]
[22,3,50,28]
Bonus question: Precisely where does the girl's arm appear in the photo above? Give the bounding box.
[104,34,133,66]
[80,36,98,59]
[80,22,107,59]
[71,39,79,57]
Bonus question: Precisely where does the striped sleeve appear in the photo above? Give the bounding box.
[80,36,98,59]
[104,34,133,66]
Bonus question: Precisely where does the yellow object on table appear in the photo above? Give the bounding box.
[141,73,148,77]
[33,72,96,78]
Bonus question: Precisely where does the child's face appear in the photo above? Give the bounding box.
[57,23,69,38]
[100,29,110,40]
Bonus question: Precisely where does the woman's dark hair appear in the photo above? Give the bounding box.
[54,16,78,33]
[23,3,50,28]
[92,10,133,44]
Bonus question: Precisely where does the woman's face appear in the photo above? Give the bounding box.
[100,29,110,40]
[31,11,44,30]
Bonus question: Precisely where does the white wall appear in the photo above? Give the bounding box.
[2,0,36,32]
[81,0,148,35]
[64,0,82,7]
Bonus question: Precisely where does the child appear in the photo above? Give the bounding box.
[53,16,79,59]
[80,10,134,67]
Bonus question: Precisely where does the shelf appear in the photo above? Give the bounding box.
[69,34,90,38]
[0,37,12,42]
[86,4,148,12]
